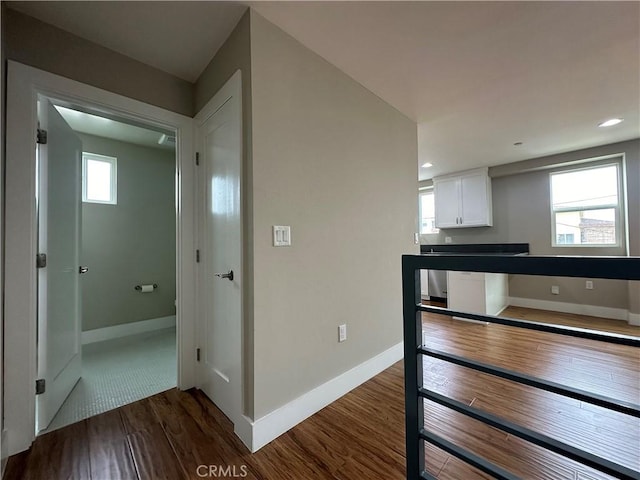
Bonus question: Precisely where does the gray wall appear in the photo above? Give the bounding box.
[625,141,640,315]
[422,140,639,310]
[79,134,176,331]
[249,12,418,419]
[5,8,192,116]
[1,2,6,471]
[195,10,251,115]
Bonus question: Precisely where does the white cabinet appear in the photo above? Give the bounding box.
[447,271,508,317]
[433,168,493,228]
[433,177,459,227]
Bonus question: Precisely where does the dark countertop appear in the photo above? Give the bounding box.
[420,252,529,256]
[419,243,530,255]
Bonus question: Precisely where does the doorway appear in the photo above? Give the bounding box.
[4,61,197,456]
[35,99,179,433]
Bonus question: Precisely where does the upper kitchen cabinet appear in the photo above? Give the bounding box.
[433,167,493,228]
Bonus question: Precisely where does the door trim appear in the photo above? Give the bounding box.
[4,61,196,455]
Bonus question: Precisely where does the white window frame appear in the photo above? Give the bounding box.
[550,161,624,248]
[418,187,439,234]
[82,152,117,204]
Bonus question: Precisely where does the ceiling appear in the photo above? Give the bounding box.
[250,2,640,180]
[9,1,639,180]
[55,106,175,151]
[6,1,247,82]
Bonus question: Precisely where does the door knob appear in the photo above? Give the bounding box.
[79,266,89,274]
[214,270,234,281]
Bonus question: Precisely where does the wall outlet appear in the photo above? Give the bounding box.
[338,324,347,342]
[445,236,453,244]
[551,285,560,295]
[586,280,594,290]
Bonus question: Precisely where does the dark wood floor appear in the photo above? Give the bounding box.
[6,307,639,480]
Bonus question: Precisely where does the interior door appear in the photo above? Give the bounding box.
[198,91,242,425]
[36,100,83,432]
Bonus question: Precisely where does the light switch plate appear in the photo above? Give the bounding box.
[273,225,291,246]
[338,324,347,342]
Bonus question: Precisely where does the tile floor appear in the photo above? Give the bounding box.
[43,327,177,433]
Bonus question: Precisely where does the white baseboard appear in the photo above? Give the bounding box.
[493,304,508,317]
[234,415,255,452]
[82,315,176,344]
[235,341,404,453]
[628,312,640,327]
[508,297,630,322]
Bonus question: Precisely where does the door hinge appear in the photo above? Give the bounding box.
[37,129,48,145]
[196,348,201,362]
[36,253,47,268]
[195,152,200,166]
[35,379,46,395]
[196,249,200,263]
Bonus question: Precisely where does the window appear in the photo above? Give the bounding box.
[419,189,439,234]
[556,233,575,245]
[82,153,117,204]
[550,163,622,247]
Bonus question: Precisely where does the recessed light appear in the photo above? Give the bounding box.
[598,118,623,127]
[422,162,433,168]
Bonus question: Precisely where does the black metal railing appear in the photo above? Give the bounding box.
[402,254,640,480]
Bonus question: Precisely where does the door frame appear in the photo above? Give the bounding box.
[4,61,197,455]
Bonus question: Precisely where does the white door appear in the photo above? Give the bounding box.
[36,100,83,432]
[198,80,243,425]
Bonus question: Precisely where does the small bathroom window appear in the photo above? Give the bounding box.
[82,152,117,204]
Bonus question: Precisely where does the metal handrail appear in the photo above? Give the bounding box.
[402,254,640,480]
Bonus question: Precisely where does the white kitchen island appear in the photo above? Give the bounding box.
[447,271,509,320]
